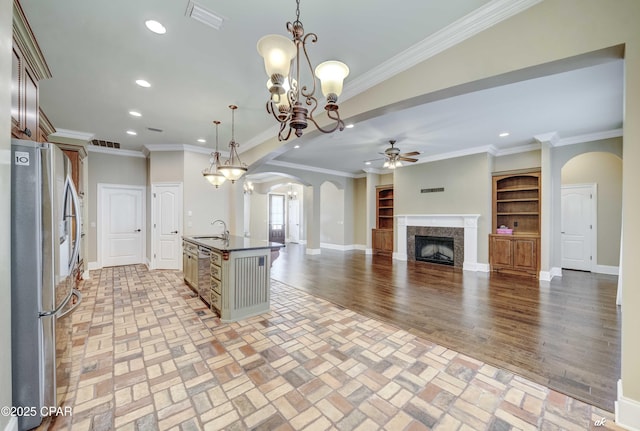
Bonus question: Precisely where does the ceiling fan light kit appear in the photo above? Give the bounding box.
[257,0,349,141]
[380,140,419,169]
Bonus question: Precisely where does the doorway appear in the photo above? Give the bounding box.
[269,194,285,244]
[151,183,183,270]
[561,184,596,271]
[98,184,145,267]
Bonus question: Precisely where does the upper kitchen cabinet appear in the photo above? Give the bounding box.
[11,0,52,141]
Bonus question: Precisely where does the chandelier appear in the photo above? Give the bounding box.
[202,120,226,188]
[217,105,248,183]
[257,0,349,141]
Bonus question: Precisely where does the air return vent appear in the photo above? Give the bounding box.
[91,139,120,148]
[185,1,227,30]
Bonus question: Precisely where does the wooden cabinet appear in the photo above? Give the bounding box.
[490,170,541,277]
[11,0,52,141]
[183,241,198,291]
[372,185,394,255]
[489,234,539,277]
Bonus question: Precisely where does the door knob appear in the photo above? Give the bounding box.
[135,229,141,232]
[171,230,178,234]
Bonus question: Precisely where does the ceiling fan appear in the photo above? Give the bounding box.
[380,140,420,169]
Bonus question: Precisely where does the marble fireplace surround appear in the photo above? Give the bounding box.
[395,214,485,272]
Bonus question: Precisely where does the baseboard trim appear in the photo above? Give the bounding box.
[305,248,321,255]
[320,243,366,251]
[616,379,640,431]
[393,252,408,261]
[88,261,100,270]
[539,267,563,282]
[82,270,91,279]
[4,416,17,431]
[463,262,491,272]
[595,265,619,275]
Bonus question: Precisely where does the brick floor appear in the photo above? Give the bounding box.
[39,265,625,430]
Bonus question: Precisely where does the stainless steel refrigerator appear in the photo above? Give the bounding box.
[11,139,82,431]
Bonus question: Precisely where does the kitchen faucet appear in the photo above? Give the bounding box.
[211,219,229,241]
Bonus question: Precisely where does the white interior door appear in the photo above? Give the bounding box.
[152,183,183,270]
[561,184,596,271]
[99,184,144,267]
[288,199,300,243]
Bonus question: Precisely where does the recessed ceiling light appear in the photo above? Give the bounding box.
[129,111,142,117]
[136,79,151,88]
[145,20,166,34]
[126,130,137,136]
[499,132,510,137]
[197,139,206,143]
[345,124,354,129]
[294,145,300,149]
[365,161,371,165]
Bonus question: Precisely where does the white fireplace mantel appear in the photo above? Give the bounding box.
[394,214,488,272]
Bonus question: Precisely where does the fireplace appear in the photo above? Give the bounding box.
[395,214,485,272]
[415,235,455,266]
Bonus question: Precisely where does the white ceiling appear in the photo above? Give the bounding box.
[20,0,624,177]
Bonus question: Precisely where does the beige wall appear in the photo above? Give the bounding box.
[0,0,13,426]
[395,153,492,261]
[87,151,147,263]
[562,152,622,266]
[182,151,231,235]
[320,181,345,245]
[353,177,367,246]
[494,150,541,172]
[249,193,268,242]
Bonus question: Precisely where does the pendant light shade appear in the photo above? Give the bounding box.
[217,105,248,183]
[202,120,226,188]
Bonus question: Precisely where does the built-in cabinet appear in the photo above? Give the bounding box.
[489,169,541,277]
[11,0,52,141]
[372,185,394,255]
[183,241,198,290]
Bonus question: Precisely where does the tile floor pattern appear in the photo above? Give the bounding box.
[42,265,626,431]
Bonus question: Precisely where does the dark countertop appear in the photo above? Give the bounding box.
[183,235,285,252]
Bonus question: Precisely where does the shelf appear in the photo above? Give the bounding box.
[496,198,539,203]
[497,186,539,192]
[497,212,538,215]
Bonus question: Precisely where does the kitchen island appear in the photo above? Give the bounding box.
[182,235,284,322]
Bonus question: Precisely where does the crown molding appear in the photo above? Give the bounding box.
[143,143,229,158]
[12,0,52,81]
[493,142,541,156]
[87,145,146,158]
[49,128,95,142]
[341,0,543,102]
[556,128,623,146]
[533,131,560,146]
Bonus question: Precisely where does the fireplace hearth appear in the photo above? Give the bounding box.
[415,235,455,266]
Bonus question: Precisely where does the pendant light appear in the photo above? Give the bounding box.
[257,0,349,141]
[202,120,226,188]
[217,105,248,183]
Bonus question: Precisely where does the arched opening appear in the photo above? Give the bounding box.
[560,151,622,273]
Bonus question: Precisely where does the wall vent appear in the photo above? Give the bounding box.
[421,187,445,193]
[185,1,227,30]
[91,139,120,148]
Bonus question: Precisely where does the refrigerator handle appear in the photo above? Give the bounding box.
[58,289,82,318]
[64,176,82,274]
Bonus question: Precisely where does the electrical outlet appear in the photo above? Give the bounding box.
[514,221,519,227]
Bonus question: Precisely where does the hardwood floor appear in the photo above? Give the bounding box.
[270,243,621,412]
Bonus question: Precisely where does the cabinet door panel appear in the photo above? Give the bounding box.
[491,236,513,267]
[513,238,537,271]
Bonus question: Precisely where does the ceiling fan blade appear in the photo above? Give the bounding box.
[401,151,420,157]
[398,157,418,162]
